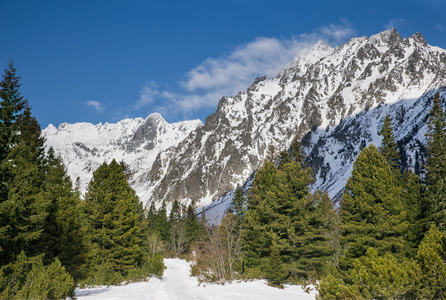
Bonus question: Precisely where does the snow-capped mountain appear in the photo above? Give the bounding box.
[42,113,202,202]
[44,28,446,213]
[142,28,446,208]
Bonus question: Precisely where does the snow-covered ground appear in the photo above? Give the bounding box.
[75,258,317,300]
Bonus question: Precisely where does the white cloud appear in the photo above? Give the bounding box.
[134,21,355,120]
[435,24,446,32]
[384,19,407,30]
[87,100,105,113]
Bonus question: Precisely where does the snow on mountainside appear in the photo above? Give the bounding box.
[44,28,446,213]
[143,28,446,211]
[42,113,202,203]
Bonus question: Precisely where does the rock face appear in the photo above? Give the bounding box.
[142,28,446,207]
[42,113,202,203]
[44,28,446,210]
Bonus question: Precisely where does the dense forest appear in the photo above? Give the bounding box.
[1,61,446,299]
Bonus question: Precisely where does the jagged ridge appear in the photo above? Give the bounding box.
[143,28,446,208]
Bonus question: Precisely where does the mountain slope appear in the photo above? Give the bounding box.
[142,28,446,208]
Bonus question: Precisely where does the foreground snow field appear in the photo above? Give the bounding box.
[75,258,317,300]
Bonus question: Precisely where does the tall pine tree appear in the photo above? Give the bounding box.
[424,92,446,230]
[379,114,400,171]
[340,144,408,268]
[0,61,48,265]
[39,148,90,282]
[244,149,337,282]
[84,160,147,284]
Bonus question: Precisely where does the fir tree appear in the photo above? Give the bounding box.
[425,92,446,229]
[84,160,147,284]
[0,62,48,265]
[39,148,90,282]
[402,170,425,257]
[265,233,289,288]
[340,144,408,268]
[416,224,446,299]
[231,186,246,223]
[244,152,336,281]
[379,114,400,171]
[0,60,27,162]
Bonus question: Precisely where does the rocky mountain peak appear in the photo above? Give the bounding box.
[139,28,446,209]
[369,27,402,47]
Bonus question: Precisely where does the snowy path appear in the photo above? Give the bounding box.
[75,258,317,300]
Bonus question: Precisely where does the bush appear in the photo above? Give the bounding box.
[0,252,75,299]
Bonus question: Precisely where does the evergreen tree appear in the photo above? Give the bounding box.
[84,160,147,284]
[231,186,246,224]
[244,152,336,281]
[402,170,425,257]
[184,202,207,246]
[155,201,170,242]
[416,224,446,299]
[424,92,446,229]
[39,148,90,282]
[379,114,400,171]
[0,62,48,265]
[340,144,408,268]
[0,252,75,299]
[0,60,27,163]
[264,233,289,288]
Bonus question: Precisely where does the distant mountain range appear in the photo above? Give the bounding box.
[43,28,446,215]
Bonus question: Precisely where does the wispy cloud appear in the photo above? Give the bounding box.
[134,21,355,121]
[435,24,446,32]
[87,100,105,113]
[385,19,407,30]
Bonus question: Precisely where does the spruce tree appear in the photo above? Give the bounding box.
[244,152,336,281]
[416,224,446,299]
[84,160,146,284]
[340,144,408,268]
[379,114,400,171]
[424,92,446,229]
[0,62,48,265]
[39,148,90,282]
[0,60,27,162]
[231,186,246,224]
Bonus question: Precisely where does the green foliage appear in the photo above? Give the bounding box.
[146,253,166,279]
[265,234,288,288]
[317,274,364,300]
[425,92,446,229]
[39,147,90,282]
[231,186,246,223]
[0,60,27,163]
[0,252,74,299]
[351,249,420,299]
[416,225,446,299]
[244,149,337,283]
[340,144,408,268]
[318,249,420,300]
[380,114,400,171]
[0,61,49,266]
[402,170,426,257]
[84,159,149,285]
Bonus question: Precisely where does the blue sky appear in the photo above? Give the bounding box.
[1,0,445,128]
